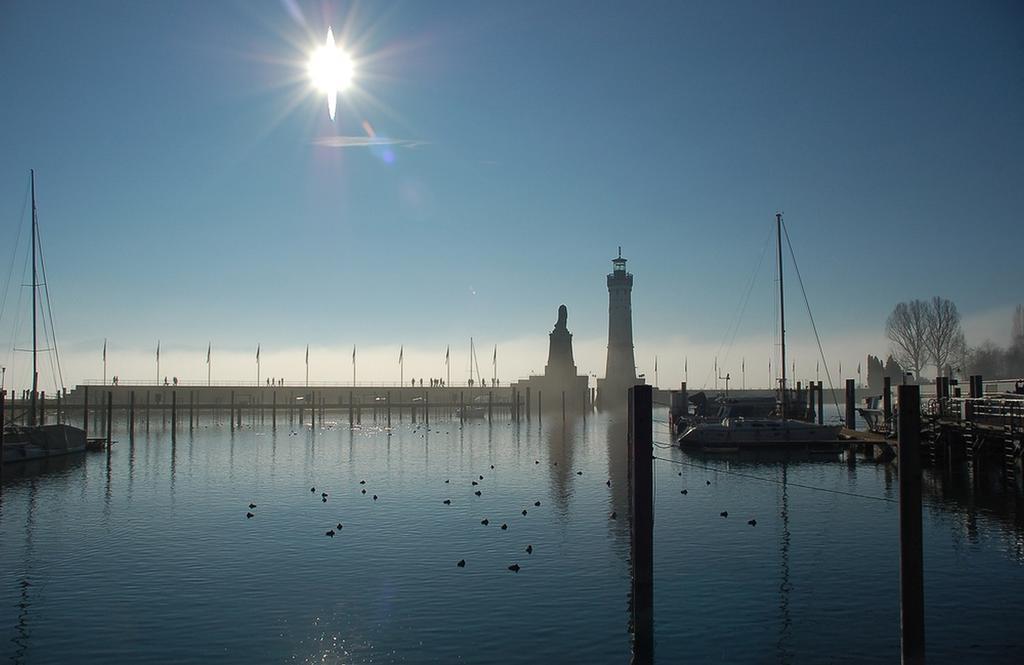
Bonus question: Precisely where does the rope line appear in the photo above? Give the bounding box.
[651,453,897,504]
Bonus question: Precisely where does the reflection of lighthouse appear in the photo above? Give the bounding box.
[597,248,640,409]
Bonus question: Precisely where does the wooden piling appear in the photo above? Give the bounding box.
[1,391,6,476]
[897,384,925,665]
[425,392,430,425]
[808,381,816,423]
[459,391,464,424]
[106,391,113,446]
[387,391,392,429]
[561,391,566,423]
[628,384,654,662]
[817,382,824,425]
[189,391,194,432]
[883,377,893,432]
[129,391,135,434]
[145,391,150,433]
[272,391,277,429]
[83,385,90,434]
[230,391,236,431]
[526,386,531,421]
[538,390,542,426]
[488,391,493,422]
[845,379,856,430]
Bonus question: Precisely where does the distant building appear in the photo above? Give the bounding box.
[597,248,642,409]
[513,304,589,412]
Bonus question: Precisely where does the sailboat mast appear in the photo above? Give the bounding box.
[30,170,38,427]
[777,212,787,421]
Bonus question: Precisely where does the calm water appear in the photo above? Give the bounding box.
[1,409,1022,663]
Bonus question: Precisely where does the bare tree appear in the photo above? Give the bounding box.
[886,300,929,379]
[924,296,963,376]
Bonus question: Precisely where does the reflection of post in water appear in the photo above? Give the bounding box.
[606,415,631,544]
[13,479,39,664]
[545,416,579,516]
[776,463,793,663]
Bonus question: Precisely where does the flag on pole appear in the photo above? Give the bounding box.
[256,344,260,362]
[654,356,658,372]
[156,341,160,361]
[445,346,450,364]
[352,345,356,363]
[493,345,497,366]
[102,339,107,363]
[399,345,403,364]
[207,343,211,364]
[741,357,745,373]
[305,344,309,366]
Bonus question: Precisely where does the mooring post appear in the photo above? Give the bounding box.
[272,391,277,429]
[230,391,236,432]
[145,391,150,433]
[845,379,856,430]
[897,384,925,665]
[171,390,177,439]
[561,391,566,423]
[628,384,654,662]
[129,391,135,434]
[83,385,90,434]
[883,377,893,432]
[189,390,194,432]
[808,382,816,424]
[538,390,543,427]
[426,391,430,426]
[459,391,464,424]
[106,391,113,446]
[1,390,6,476]
[488,391,493,423]
[817,382,824,425]
[526,386,532,421]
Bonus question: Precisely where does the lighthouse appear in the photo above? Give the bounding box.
[597,248,639,409]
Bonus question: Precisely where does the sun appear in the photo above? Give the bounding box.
[308,27,353,120]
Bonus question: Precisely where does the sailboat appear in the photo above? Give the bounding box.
[678,213,840,450]
[2,171,87,464]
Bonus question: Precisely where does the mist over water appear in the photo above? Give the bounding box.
[1,410,1020,663]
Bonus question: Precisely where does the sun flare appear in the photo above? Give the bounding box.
[308,27,353,120]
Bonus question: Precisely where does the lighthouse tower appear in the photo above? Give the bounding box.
[598,248,639,409]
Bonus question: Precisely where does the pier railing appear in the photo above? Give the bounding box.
[79,379,518,388]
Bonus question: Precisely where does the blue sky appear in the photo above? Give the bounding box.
[1,0,1021,389]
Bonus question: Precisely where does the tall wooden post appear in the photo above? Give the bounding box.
[561,391,566,423]
[628,384,654,662]
[817,382,824,425]
[272,391,277,429]
[526,386,532,422]
[145,391,150,433]
[538,390,542,426]
[488,391,492,423]
[129,391,135,434]
[459,391,464,424]
[883,377,893,432]
[171,390,177,439]
[106,391,113,446]
[230,391,236,431]
[897,384,925,665]
[808,381,816,424]
[189,390,194,432]
[83,385,90,434]
[425,391,430,426]
[845,379,856,430]
[1,391,6,476]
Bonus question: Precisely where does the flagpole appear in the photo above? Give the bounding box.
[352,345,356,387]
[102,339,107,386]
[493,345,497,386]
[446,345,450,387]
[400,346,404,387]
[256,344,261,386]
[156,341,160,386]
[305,344,309,388]
[207,343,211,386]
[654,355,658,390]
